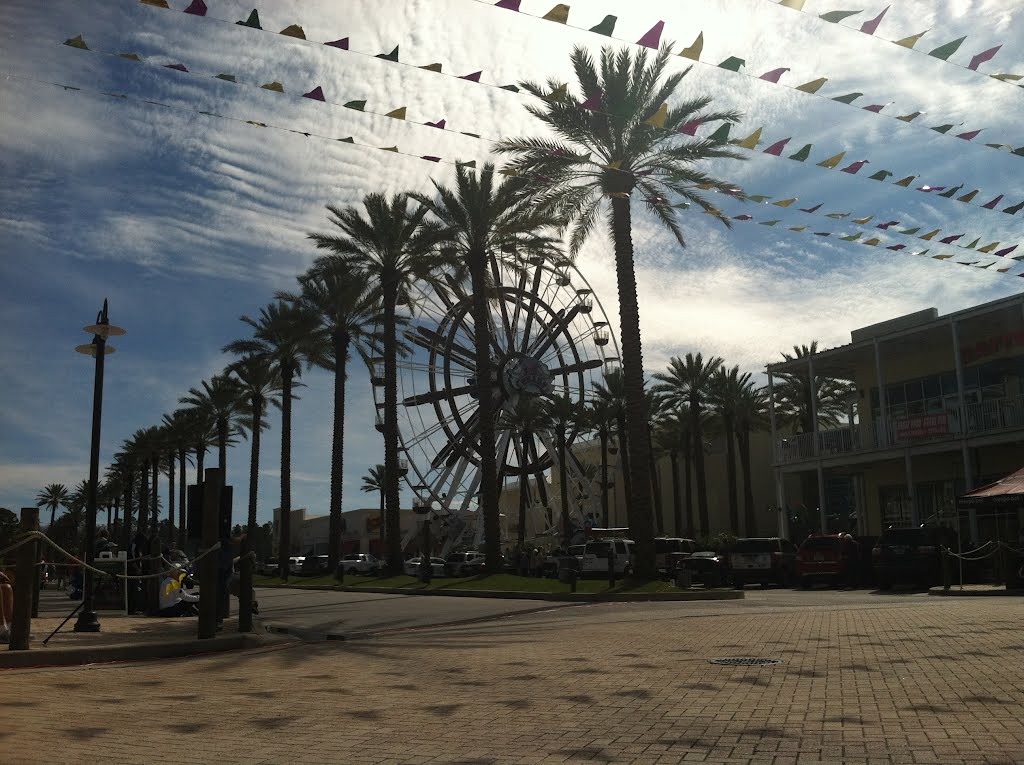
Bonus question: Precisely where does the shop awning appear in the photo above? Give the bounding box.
[959,467,1024,508]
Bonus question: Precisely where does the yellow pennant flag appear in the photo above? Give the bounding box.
[280,24,306,39]
[420,63,443,72]
[774,198,797,207]
[817,152,845,168]
[919,229,940,240]
[978,242,1000,253]
[736,127,762,149]
[863,238,881,246]
[542,4,570,23]
[645,104,668,128]
[852,216,873,224]
[679,32,703,61]
[788,226,807,231]
[545,83,567,102]
[385,107,407,120]
[893,176,916,187]
[894,30,927,48]
[261,81,284,92]
[498,168,519,176]
[796,78,827,93]
[779,0,805,8]
[140,0,170,7]
[933,254,954,260]
[381,146,399,152]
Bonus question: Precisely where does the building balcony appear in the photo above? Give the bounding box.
[774,394,1024,465]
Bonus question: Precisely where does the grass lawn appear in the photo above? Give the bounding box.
[254,572,682,594]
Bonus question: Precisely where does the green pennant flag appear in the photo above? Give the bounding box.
[931,124,955,134]
[788,144,812,161]
[929,37,966,61]
[759,220,780,226]
[957,190,978,202]
[1012,146,1024,156]
[237,9,261,29]
[869,170,893,181]
[832,92,863,104]
[499,84,520,92]
[820,10,862,23]
[893,176,916,187]
[344,100,366,110]
[377,46,399,62]
[1004,200,1024,214]
[826,212,850,219]
[215,73,236,82]
[939,185,963,198]
[748,195,771,203]
[456,160,477,168]
[708,124,732,143]
[338,137,355,143]
[672,202,690,209]
[898,227,920,235]
[896,112,921,122]
[718,57,745,72]
[840,233,862,241]
[64,34,89,49]
[589,15,616,35]
[965,238,979,249]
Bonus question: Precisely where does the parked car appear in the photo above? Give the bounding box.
[301,555,329,575]
[730,537,797,589]
[679,551,729,588]
[654,537,697,572]
[404,557,447,577]
[873,526,957,589]
[446,551,485,576]
[543,545,584,577]
[288,556,305,575]
[580,539,634,577]
[339,553,381,575]
[796,534,850,588]
[258,558,279,576]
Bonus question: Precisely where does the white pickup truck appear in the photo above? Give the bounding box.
[339,553,382,575]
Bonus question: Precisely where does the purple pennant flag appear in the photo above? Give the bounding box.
[860,6,889,35]
[679,118,703,135]
[759,67,790,83]
[763,138,791,156]
[425,119,446,129]
[636,21,664,49]
[863,104,886,113]
[733,214,753,221]
[876,221,900,229]
[460,71,482,82]
[799,203,822,213]
[956,129,982,141]
[982,194,1004,209]
[968,45,1001,71]
[841,160,869,174]
[325,38,349,49]
[302,86,325,101]
[495,0,521,8]
[422,156,442,162]
[814,232,831,237]
[940,233,964,244]
[184,0,207,15]
[165,63,188,72]
[887,244,906,250]
[996,245,1018,257]
[581,90,603,110]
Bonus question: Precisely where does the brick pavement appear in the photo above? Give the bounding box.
[5,595,1024,764]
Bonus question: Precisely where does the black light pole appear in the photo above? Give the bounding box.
[74,299,125,633]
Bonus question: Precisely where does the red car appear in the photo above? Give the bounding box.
[796,534,855,588]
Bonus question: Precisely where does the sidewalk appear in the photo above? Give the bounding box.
[929,583,1024,596]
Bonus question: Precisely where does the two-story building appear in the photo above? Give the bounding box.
[767,293,1024,544]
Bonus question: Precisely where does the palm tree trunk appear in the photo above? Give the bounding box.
[106,504,112,530]
[121,469,133,552]
[247,400,261,536]
[682,439,694,537]
[139,464,149,537]
[177,449,187,549]
[518,431,529,550]
[167,453,175,546]
[49,505,57,530]
[278,368,294,580]
[469,247,501,570]
[648,429,664,536]
[383,288,403,574]
[724,415,739,534]
[600,429,610,527]
[557,425,570,543]
[328,331,350,572]
[692,400,710,535]
[609,195,654,577]
[739,429,756,536]
[670,451,683,537]
[151,457,159,540]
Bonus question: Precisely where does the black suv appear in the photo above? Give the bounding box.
[872,527,957,589]
[729,537,797,588]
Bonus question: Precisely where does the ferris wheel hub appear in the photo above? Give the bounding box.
[500,353,555,397]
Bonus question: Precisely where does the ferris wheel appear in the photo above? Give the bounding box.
[373,248,619,551]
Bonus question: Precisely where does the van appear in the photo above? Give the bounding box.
[654,537,697,572]
[581,539,634,576]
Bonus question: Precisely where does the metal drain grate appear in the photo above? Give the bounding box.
[708,657,782,666]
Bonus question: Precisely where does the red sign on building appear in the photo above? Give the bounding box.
[896,413,949,440]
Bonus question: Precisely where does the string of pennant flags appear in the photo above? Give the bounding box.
[7,66,1020,281]
[61,30,1024,227]
[134,0,1024,165]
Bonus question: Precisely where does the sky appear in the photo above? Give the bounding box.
[1,0,1022,525]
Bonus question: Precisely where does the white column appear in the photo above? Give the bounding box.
[808,354,820,455]
[905,451,918,526]
[951,320,978,539]
[775,469,788,539]
[874,338,888,447]
[817,464,827,533]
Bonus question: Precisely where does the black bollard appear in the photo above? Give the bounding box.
[10,508,39,650]
[198,468,223,640]
[238,536,253,633]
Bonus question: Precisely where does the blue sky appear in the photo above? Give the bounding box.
[1,0,1021,524]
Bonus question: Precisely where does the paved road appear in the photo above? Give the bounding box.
[7,589,1024,764]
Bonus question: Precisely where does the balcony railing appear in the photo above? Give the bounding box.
[774,394,1024,464]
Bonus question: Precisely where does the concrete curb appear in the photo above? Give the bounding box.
[928,585,1024,597]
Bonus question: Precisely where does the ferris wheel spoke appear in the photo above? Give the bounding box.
[548,358,603,377]
[530,304,582,359]
[403,401,475,450]
[414,327,477,369]
[430,410,481,468]
[519,265,546,354]
[489,254,517,350]
[403,384,474,407]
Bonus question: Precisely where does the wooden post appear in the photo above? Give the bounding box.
[238,536,253,633]
[9,508,39,651]
[198,468,223,639]
[31,550,41,619]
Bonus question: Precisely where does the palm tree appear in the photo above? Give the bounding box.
[112,450,136,550]
[773,342,856,433]
[161,409,193,549]
[653,413,691,537]
[36,483,69,531]
[645,389,670,537]
[279,261,381,572]
[410,163,562,571]
[308,193,450,574]
[734,383,770,536]
[499,45,743,577]
[360,464,386,546]
[224,301,324,580]
[654,353,723,535]
[709,365,750,534]
[180,407,216,495]
[180,374,244,481]
[585,398,617,528]
[228,356,281,538]
[593,369,631,513]
[539,393,586,544]
[497,397,551,549]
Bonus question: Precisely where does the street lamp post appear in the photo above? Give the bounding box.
[73,299,125,633]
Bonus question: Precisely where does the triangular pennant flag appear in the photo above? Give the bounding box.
[840,233,862,241]
[894,30,927,48]
[760,220,781,226]
[183,0,207,15]
[381,146,399,152]
[644,104,668,128]
[914,249,930,257]
[957,190,978,203]
[939,234,964,244]
[827,212,850,219]
[589,15,616,36]
[817,152,846,168]
[820,10,861,23]
[939,185,963,198]
[1013,147,1024,157]
[385,107,407,120]
[325,38,349,49]
[919,229,940,240]
[863,238,881,246]
[931,124,956,134]
[495,0,521,9]
[718,57,745,72]
[140,0,170,6]
[499,84,520,92]
[338,137,354,143]
[832,92,863,104]
[165,63,188,72]
[876,221,899,229]
[982,194,1004,209]
[886,244,906,250]
[736,127,762,149]
[995,245,1018,257]
[898,227,920,235]
[419,63,443,73]
[748,195,771,203]
[763,138,791,156]
[896,111,921,122]
[119,53,142,61]
[542,4,569,23]
[991,74,1023,82]
[968,45,1001,71]
[933,254,954,260]
[280,24,306,39]
[377,46,399,62]
[789,226,808,231]
[460,71,482,82]
[422,156,442,163]
[786,145,813,163]
[929,37,966,61]
[774,198,797,207]
[545,83,567,102]
[637,21,664,49]
[708,124,732,143]
[978,242,1000,253]
[673,202,691,209]
[425,119,446,129]
[779,0,805,8]
[841,160,868,174]
[863,104,887,113]
[732,214,754,221]
[957,129,982,141]
[799,203,822,213]
[759,67,790,83]
[852,216,873,224]
[215,73,236,82]
[236,9,261,29]
[64,34,88,49]
[605,160,623,170]
[917,185,944,192]
[246,120,266,127]
[869,170,893,181]
[679,33,703,61]
[497,166,518,175]
[1004,200,1024,214]
[679,118,703,135]
[965,238,980,249]
[344,100,366,110]
[303,86,325,101]
[893,176,916,187]
[457,160,477,168]
[261,81,284,92]
[796,78,828,93]
[860,6,888,35]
